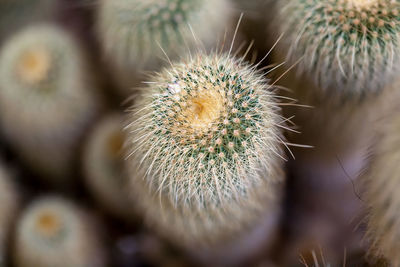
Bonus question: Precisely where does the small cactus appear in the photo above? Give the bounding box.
[13,196,105,267]
[363,106,400,266]
[0,24,100,182]
[275,0,400,96]
[97,0,232,92]
[126,52,285,245]
[83,114,135,221]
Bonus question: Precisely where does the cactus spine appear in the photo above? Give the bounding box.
[83,114,135,221]
[276,0,400,96]
[0,24,100,182]
[13,197,105,267]
[126,52,285,246]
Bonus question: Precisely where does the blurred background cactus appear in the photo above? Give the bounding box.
[276,0,400,95]
[0,24,101,185]
[97,0,233,95]
[83,113,136,222]
[0,0,398,266]
[362,90,400,266]
[13,196,105,267]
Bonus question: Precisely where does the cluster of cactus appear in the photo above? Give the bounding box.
[276,0,400,96]
[126,52,285,245]
[83,114,135,221]
[0,24,100,182]
[4,0,400,265]
[14,197,105,267]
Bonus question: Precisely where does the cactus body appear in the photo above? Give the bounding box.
[126,52,285,245]
[13,197,105,267]
[276,0,400,96]
[364,105,400,265]
[0,24,100,182]
[97,0,232,93]
[83,114,135,221]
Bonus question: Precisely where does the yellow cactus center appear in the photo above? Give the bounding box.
[17,47,51,85]
[184,90,224,131]
[35,211,61,237]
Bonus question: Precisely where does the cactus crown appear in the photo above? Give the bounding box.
[278,0,400,96]
[16,46,52,86]
[35,211,63,239]
[127,52,283,209]
[21,199,76,246]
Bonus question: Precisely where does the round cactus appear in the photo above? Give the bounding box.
[0,163,18,267]
[126,52,285,246]
[363,105,400,265]
[275,0,400,96]
[0,24,101,183]
[97,0,232,92]
[13,196,105,267]
[83,113,135,221]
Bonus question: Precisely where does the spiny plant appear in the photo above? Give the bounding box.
[97,0,232,90]
[13,196,105,267]
[363,106,400,266]
[0,24,100,183]
[275,0,400,97]
[83,114,135,221]
[126,51,287,246]
[0,163,18,267]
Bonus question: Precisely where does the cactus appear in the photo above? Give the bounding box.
[275,0,400,97]
[13,196,105,267]
[363,105,400,266]
[126,52,285,246]
[0,24,100,183]
[97,0,232,92]
[83,114,135,221]
[0,163,18,267]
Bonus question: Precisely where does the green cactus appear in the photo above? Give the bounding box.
[276,0,400,97]
[0,24,100,183]
[126,52,285,245]
[83,114,135,222]
[13,196,105,267]
[97,0,232,92]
